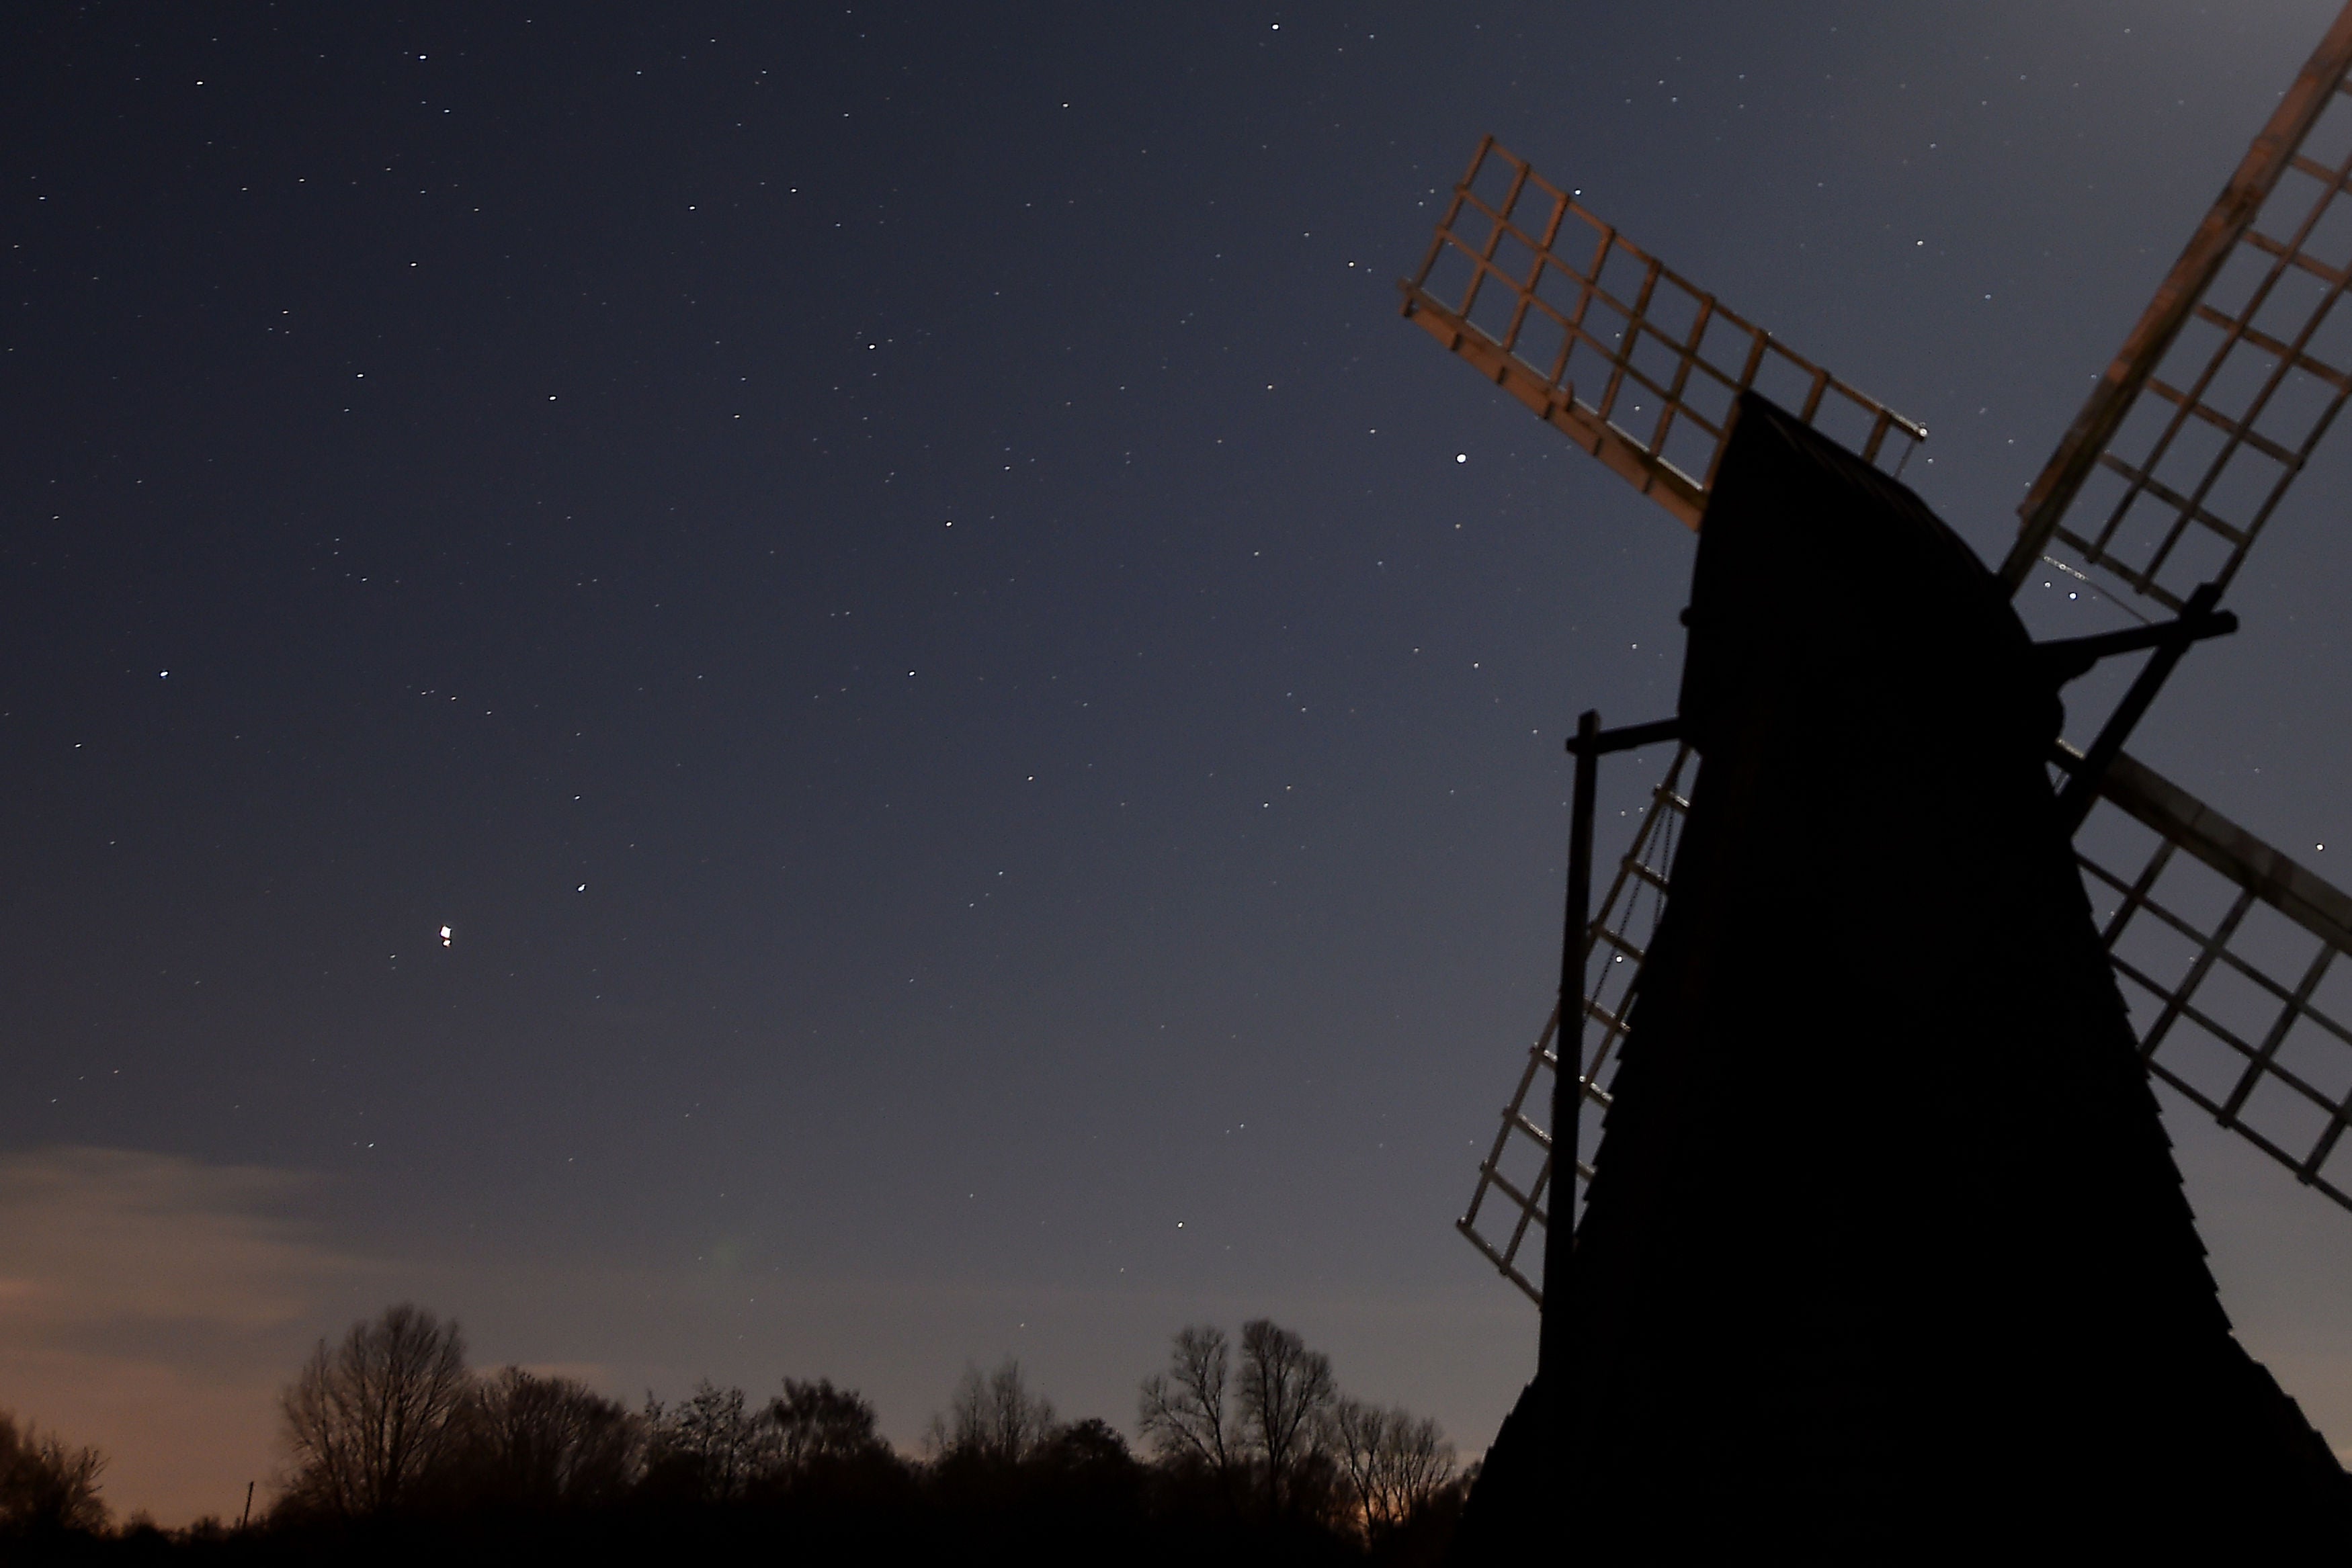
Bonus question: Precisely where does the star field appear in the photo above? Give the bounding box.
[4,0,2352,1522]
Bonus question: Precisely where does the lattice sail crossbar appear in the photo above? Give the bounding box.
[1402,139,1927,528]
[2076,751,2352,1209]
[2001,7,2352,610]
[1458,746,1691,1305]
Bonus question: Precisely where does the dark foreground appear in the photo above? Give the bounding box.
[3,1486,1462,1568]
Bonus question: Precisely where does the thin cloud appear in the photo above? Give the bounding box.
[0,1146,381,1526]
[0,1146,372,1336]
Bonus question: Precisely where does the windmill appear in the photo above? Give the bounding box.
[1405,5,2352,1551]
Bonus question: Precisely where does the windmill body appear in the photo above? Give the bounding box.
[1450,398,2343,1555]
[1404,1,2352,1549]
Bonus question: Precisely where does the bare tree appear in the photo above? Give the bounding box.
[0,1410,108,1534]
[278,1303,471,1518]
[642,1381,771,1503]
[1324,1397,1384,1530]
[1384,1411,1458,1522]
[767,1378,886,1472]
[934,1357,1058,1467]
[466,1368,639,1507]
[1321,1397,1458,1540]
[1238,1318,1335,1516]
[1138,1324,1237,1493]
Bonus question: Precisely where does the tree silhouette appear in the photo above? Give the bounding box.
[933,1357,1058,1467]
[1138,1324,1238,1501]
[228,1305,1471,1559]
[1320,1397,1458,1542]
[278,1303,471,1520]
[1047,1417,1134,1474]
[464,1367,638,1508]
[0,1409,108,1535]
[1238,1318,1335,1516]
[767,1378,886,1472]
[642,1381,770,1504]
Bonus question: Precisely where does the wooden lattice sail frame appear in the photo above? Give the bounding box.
[1400,138,1925,527]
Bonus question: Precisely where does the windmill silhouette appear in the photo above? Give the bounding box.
[1406,7,2352,1553]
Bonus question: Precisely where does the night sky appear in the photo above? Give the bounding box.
[8,1,2352,1525]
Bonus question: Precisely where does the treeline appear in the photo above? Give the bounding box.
[4,1303,1470,1566]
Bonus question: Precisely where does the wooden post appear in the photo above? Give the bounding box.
[1540,708,1601,1512]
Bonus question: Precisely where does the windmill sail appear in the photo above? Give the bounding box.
[1999,4,2352,607]
[1989,3,2352,1213]
[1456,744,1689,1303]
[1401,138,1925,527]
[2073,749,2352,1207]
